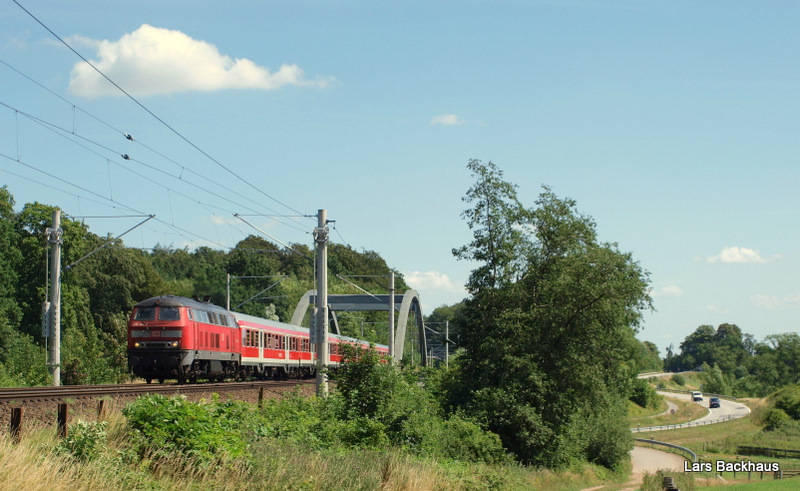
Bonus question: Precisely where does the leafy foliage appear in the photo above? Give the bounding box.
[122,394,249,465]
[58,420,109,461]
[699,362,733,395]
[326,344,511,463]
[445,160,652,469]
[118,348,509,469]
[0,186,414,385]
[630,378,661,409]
[0,321,49,386]
[666,325,800,397]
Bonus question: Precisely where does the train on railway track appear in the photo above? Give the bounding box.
[127,295,388,384]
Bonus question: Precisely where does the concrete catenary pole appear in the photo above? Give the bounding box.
[314,209,329,396]
[445,320,449,368]
[388,271,395,362]
[47,209,62,386]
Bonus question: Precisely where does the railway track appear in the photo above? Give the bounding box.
[0,379,314,404]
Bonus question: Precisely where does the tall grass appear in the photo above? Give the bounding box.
[0,401,624,490]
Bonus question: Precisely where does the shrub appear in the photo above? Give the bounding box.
[122,394,248,465]
[328,343,400,420]
[671,374,685,386]
[437,416,511,464]
[772,386,800,420]
[630,378,660,408]
[58,420,108,461]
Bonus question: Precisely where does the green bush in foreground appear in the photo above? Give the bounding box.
[57,420,109,462]
[122,393,250,465]
[119,352,510,472]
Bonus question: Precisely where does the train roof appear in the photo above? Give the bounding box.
[133,295,388,349]
[133,295,231,314]
[232,310,388,349]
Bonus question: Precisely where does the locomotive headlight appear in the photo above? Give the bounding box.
[134,342,141,348]
[170,341,180,348]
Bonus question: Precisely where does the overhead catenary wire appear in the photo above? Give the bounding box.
[0,149,230,249]
[64,215,155,271]
[1,99,260,218]
[0,58,311,237]
[13,0,310,219]
[0,100,309,249]
[234,214,313,261]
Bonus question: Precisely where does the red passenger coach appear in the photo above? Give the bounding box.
[127,295,389,384]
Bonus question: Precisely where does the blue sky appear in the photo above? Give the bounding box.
[1,1,799,355]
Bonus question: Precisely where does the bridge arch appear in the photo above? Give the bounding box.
[290,289,427,365]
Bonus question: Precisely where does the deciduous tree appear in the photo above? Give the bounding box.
[446,160,652,469]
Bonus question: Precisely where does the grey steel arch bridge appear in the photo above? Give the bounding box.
[290,290,427,366]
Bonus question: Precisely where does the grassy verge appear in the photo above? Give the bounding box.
[652,372,704,391]
[0,398,632,490]
[631,395,709,429]
[629,398,669,419]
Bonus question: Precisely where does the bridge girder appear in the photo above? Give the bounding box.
[290,290,427,365]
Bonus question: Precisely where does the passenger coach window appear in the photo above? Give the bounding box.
[158,307,180,320]
[134,307,155,320]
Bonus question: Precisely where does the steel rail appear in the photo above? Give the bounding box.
[0,379,313,403]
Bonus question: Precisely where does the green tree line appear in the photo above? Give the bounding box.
[665,323,800,397]
[0,185,408,386]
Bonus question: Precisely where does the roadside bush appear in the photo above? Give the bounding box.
[630,378,661,409]
[671,374,685,386]
[762,408,791,431]
[699,363,732,395]
[772,386,800,420]
[325,344,509,464]
[328,343,401,420]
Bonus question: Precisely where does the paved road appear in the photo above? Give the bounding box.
[632,391,750,432]
[631,446,686,472]
[622,392,750,488]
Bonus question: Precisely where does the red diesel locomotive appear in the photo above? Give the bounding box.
[127,295,388,384]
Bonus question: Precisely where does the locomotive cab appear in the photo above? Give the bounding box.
[127,297,192,383]
[127,295,240,384]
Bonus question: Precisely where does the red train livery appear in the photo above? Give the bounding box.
[127,295,388,384]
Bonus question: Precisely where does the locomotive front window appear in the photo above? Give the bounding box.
[158,307,181,321]
[134,307,156,320]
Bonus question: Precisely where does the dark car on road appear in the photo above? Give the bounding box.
[709,397,721,408]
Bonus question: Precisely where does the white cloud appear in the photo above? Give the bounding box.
[404,270,463,293]
[751,294,800,310]
[707,246,776,264]
[210,214,232,225]
[68,24,332,98]
[706,304,731,314]
[651,285,683,298]
[430,114,465,126]
[403,270,468,313]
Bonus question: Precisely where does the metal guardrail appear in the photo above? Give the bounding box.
[631,414,736,433]
[635,437,697,463]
